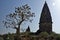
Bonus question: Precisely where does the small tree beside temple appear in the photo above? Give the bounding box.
[3,4,35,39]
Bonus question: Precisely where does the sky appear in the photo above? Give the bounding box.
[0,0,60,34]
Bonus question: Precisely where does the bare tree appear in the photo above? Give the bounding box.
[3,4,35,35]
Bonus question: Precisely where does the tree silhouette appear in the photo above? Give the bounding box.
[3,4,35,35]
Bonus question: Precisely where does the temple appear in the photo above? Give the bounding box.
[26,26,30,32]
[37,2,52,34]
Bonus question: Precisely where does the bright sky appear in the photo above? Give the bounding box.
[0,0,60,34]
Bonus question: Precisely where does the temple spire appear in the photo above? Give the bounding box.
[26,26,30,32]
[37,1,52,34]
[40,1,52,23]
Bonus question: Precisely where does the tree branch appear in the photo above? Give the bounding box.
[18,19,25,25]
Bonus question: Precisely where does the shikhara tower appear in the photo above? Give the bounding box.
[37,2,52,33]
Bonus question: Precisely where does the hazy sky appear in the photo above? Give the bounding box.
[0,0,60,34]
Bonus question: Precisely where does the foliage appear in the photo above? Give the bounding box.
[56,34,60,40]
[0,37,4,40]
[0,32,60,40]
[2,33,14,40]
[50,32,57,38]
[39,32,49,38]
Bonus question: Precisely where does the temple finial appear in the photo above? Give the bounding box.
[45,1,47,5]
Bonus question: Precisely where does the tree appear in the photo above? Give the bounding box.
[3,4,35,36]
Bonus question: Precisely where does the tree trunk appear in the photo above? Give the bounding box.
[15,20,24,40]
[16,24,21,40]
[16,27,20,35]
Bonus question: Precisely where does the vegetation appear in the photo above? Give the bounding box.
[0,32,60,40]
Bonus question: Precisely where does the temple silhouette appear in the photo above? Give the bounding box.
[26,1,52,34]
